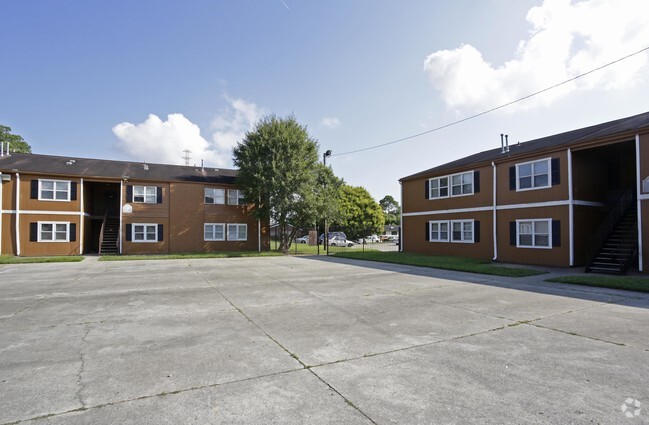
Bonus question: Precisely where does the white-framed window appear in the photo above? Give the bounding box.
[429,220,449,242]
[133,186,157,203]
[204,223,225,241]
[227,224,247,241]
[517,219,551,248]
[450,172,473,196]
[132,224,158,242]
[204,188,225,205]
[227,189,246,205]
[39,179,70,201]
[516,158,550,191]
[451,220,474,243]
[429,177,449,199]
[38,222,70,242]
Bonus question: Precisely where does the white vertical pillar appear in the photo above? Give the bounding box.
[492,162,497,261]
[119,180,124,255]
[636,135,643,272]
[399,181,403,252]
[79,178,84,255]
[258,219,261,252]
[568,148,574,266]
[15,173,20,256]
[0,176,3,255]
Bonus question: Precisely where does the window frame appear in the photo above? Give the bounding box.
[132,223,158,243]
[516,218,552,249]
[204,188,226,205]
[428,220,449,242]
[38,179,71,202]
[37,221,70,242]
[227,223,248,241]
[428,176,449,199]
[227,189,246,205]
[450,219,474,243]
[450,171,474,197]
[204,223,226,241]
[516,158,551,192]
[132,186,158,203]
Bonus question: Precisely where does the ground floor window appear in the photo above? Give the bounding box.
[428,219,478,243]
[204,223,225,241]
[227,224,247,241]
[451,220,474,243]
[38,222,69,242]
[517,219,551,248]
[429,221,449,242]
[133,224,158,242]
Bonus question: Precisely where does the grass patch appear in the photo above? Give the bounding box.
[0,255,84,264]
[331,251,544,277]
[546,275,649,293]
[98,251,284,261]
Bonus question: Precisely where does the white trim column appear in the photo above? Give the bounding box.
[258,219,261,252]
[568,148,574,266]
[399,181,403,252]
[15,173,20,256]
[119,180,123,255]
[0,176,3,255]
[79,178,84,254]
[636,135,643,272]
[492,162,497,261]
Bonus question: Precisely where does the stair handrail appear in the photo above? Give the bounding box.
[586,188,634,267]
[98,210,108,255]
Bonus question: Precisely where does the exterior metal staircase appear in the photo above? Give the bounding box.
[586,189,638,275]
[99,216,120,255]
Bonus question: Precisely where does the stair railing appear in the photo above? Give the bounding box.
[98,210,108,255]
[586,188,634,268]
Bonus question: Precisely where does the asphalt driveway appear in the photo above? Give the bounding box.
[0,256,648,424]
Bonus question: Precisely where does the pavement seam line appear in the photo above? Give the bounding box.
[528,323,626,346]
[75,325,91,409]
[187,264,380,425]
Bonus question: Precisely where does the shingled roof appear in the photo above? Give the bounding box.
[400,110,649,182]
[0,153,238,184]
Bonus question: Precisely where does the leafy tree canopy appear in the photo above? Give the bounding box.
[337,185,384,239]
[379,195,401,225]
[233,115,342,253]
[0,125,32,154]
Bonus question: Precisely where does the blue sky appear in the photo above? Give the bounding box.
[2,0,648,202]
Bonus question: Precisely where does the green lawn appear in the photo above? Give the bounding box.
[546,275,649,293]
[99,251,284,261]
[331,251,545,277]
[0,255,85,264]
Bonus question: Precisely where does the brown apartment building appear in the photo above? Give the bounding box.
[0,153,269,256]
[400,111,649,274]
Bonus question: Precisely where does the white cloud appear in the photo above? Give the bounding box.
[320,117,341,129]
[113,96,266,168]
[423,0,649,112]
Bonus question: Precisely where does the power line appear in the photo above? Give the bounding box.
[332,45,649,157]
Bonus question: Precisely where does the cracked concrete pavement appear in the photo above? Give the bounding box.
[0,255,648,424]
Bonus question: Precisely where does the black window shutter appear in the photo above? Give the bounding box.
[425,222,430,241]
[551,158,560,185]
[30,223,38,241]
[69,223,77,242]
[474,221,480,243]
[156,187,163,204]
[126,224,132,242]
[126,185,133,202]
[474,171,480,193]
[509,221,516,245]
[70,182,77,201]
[424,180,430,200]
[158,224,164,242]
[552,220,561,247]
[31,180,39,199]
[509,167,516,190]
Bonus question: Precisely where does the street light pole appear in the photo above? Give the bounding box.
[323,150,332,254]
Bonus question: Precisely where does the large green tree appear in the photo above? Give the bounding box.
[233,115,342,253]
[379,195,401,225]
[0,125,32,153]
[337,185,384,239]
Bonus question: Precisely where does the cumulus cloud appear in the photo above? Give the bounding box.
[113,96,266,167]
[423,0,649,112]
[320,117,341,129]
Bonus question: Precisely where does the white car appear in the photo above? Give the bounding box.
[295,235,309,244]
[329,236,354,247]
[356,235,381,244]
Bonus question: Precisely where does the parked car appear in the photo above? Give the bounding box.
[318,232,347,244]
[356,235,381,244]
[328,236,354,247]
[295,235,309,244]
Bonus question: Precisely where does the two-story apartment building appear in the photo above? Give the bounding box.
[0,153,269,256]
[400,111,649,274]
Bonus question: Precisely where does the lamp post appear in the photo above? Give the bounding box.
[323,150,332,254]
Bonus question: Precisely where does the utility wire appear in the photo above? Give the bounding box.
[332,45,649,157]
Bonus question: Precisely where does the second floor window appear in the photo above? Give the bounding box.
[205,188,225,205]
[133,186,157,203]
[39,180,70,201]
[450,172,473,196]
[517,159,550,190]
[429,177,449,199]
[228,189,246,205]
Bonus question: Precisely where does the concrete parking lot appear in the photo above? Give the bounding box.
[1,256,648,424]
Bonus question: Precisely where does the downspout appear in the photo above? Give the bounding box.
[79,178,84,254]
[399,181,403,252]
[636,135,643,272]
[568,149,574,266]
[119,180,123,255]
[15,173,20,256]
[258,219,261,252]
[491,162,497,261]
